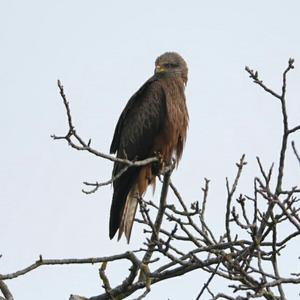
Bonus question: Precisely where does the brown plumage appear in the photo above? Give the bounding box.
[109,52,189,242]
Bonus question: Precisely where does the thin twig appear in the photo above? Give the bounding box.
[82,164,130,194]
[292,141,300,166]
[195,260,221,300]
[225,154,247,246]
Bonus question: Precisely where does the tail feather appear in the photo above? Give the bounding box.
[118,186,139,243]
[109,167,138,240]
[110,165,155,242]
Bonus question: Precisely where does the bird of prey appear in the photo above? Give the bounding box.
[109,52,189,242]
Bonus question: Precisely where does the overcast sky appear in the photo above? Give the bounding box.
[1,1,300,299]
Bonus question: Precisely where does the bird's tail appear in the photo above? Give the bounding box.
[118,185,139,243]
[115,165,156,243]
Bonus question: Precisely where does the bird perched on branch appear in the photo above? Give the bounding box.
[109,52,189,242]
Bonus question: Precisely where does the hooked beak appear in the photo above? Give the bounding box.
[155,65,165,73]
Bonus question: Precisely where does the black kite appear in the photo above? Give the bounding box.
[109,52,189,242]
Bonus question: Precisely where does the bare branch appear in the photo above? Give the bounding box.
[82,164,130,194]
[0,253,140,280]
[99,262,115,299]
[245,66,281,100]
[292,141,300,166]
[142,167,173,264]
[195,260,221,300]
[225,154,247,245]
[0,280,13,300]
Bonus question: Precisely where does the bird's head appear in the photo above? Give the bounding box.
[154,52,188,84]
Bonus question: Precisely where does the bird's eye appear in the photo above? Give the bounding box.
[164,63,178,68]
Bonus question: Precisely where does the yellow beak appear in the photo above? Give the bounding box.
[155,65,165,73]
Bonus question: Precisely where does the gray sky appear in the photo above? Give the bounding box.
[1,1,300,299]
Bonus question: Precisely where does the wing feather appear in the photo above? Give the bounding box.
[109,76,166,239]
